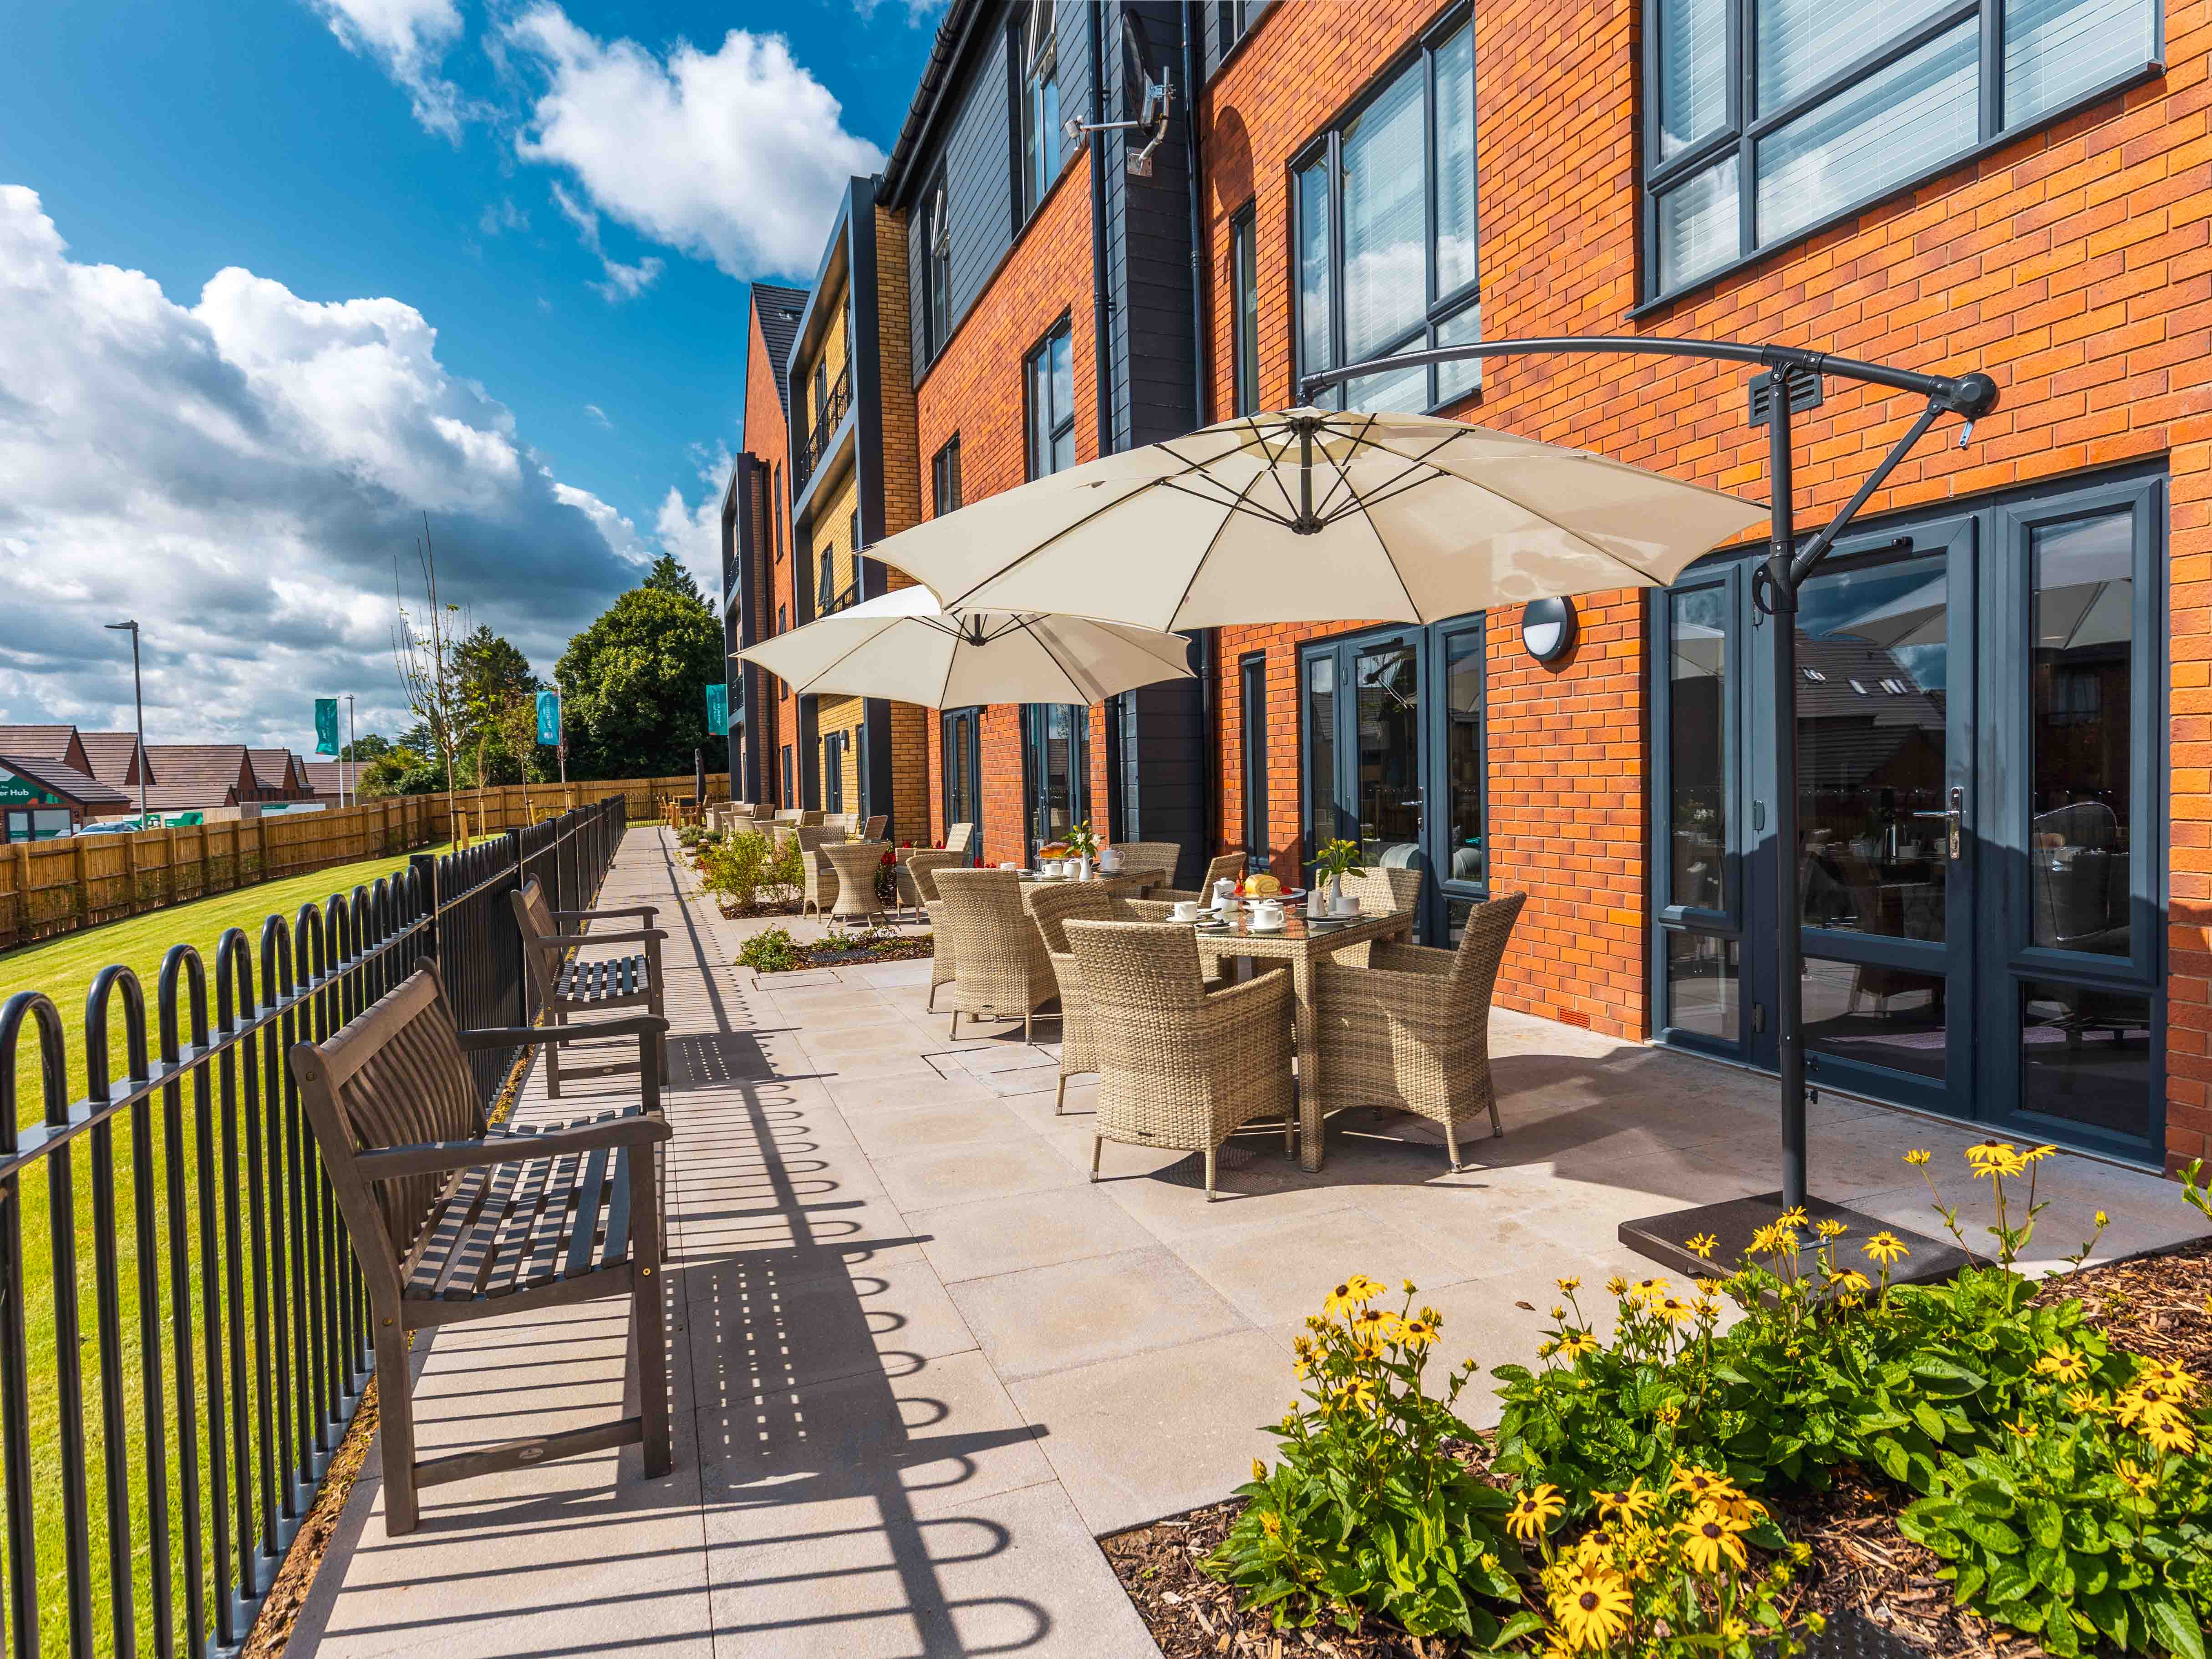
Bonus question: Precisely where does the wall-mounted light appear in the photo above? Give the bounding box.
[1520,596,1578,665]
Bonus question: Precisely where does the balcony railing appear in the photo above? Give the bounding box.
[0,796,626,1655]
[791,363,850,497]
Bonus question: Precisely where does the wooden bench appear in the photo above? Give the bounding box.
[511,878,667,1096]
[288,962,672,1535]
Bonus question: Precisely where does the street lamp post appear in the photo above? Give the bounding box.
[104,621,147,821]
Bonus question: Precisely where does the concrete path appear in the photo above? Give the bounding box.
[293,827,2207,1658]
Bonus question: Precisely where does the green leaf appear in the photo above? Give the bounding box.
[1912,1399,1949,1441]
[1958,1479,2015,1518]
[2139,1589,2207,1659]
[1495,1611,1548,1646]
[1912,1356,1989,1397]
[2080,1586,2131,1649]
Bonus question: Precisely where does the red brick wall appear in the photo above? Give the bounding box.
[1200,0,2212,1162]
[915,150,1101,866]
[742,299,795,806]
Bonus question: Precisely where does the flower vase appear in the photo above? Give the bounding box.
[1327,871,1343,910]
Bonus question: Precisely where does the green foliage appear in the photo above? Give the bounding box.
[1898,1360,2212,1659]
[1205,1278,1527,1641]
[1314,838,1362,881]
[555,580,722,779]
[1062,820,1098,859]
[641,552,706,605]
[357,746,441,797]
[2183,1160,2212,1223]
[698,830,800,911]
[735,927,801,973]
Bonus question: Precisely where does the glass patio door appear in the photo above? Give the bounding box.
[943,707,981,851]
[1303,626,1432,928]
[1652,470,2166,1162]
[1023,704,1088,858]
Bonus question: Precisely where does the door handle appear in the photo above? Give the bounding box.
[1910,787,1964,860]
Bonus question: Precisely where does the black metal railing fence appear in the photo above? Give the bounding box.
[0,794,626,1658]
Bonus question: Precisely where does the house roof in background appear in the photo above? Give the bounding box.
[248,748,303,793]
[143,745,256,809]
[300,759,358,798]
[752,282,810,417]
[0,725,92,774]
[0,754,129,809]
[78,730,150,789]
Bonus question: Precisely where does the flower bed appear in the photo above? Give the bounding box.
[734,924,932,974]
[1104,1153,2212,1659]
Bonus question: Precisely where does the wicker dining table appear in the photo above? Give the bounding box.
[1190,907,1415,1172]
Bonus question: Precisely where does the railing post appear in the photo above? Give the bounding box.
[407,852,440,965]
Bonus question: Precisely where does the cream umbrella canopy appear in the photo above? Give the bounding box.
[863,407,1769,630]
[733,585,1195,708]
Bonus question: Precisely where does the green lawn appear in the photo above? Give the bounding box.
[0,840,449,1657]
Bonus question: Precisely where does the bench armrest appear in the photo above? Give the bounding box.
[552,905,658,923]
[531,929,666,948]
[356,1110,671,1180]
[455,1016,667,1050]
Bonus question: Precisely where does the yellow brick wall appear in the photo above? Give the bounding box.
[794,271,850,441]
[874,203,932,842]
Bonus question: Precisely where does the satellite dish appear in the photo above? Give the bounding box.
[1119,11,1173,178]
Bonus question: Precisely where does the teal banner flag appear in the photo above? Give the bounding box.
[314,698,339,756]
[705,682,729,737]
[536,690,562,746]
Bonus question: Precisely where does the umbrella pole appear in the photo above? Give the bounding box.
[1764,378,1809,1215]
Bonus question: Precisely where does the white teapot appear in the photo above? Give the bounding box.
[1211,876,1239,913]
[1097,845,1123,874]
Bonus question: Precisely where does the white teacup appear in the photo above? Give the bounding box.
[1332,895,1361,918]
[1042,859,1064,877]
[1169,900,1201,922]
[1250,900,1286,931]
[998,861,1021,871]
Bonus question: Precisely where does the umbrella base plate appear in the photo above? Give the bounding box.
[1619,1191,1969,1287]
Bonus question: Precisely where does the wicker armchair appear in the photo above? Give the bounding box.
[1111,840,1183,892]
[797,825,842,919]
[944,822,976,856]
[1063,920,1294,1201]
[1148,851,1246,906]
[1337,866,1424,916]
[1312,891,1527,1171]
[900,850,970,1003]
[859,813,888,841]
[824,841,891,926]
[930,869,1058,1039]
[1028,884,1223,1112]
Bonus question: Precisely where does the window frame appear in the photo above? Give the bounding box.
[1229,202,1260,417]
[1024,318,1077,480]
[920,168,952,364]
[1638,0,2165,307]
[932,435,963,518]
[1289,3,1480,416]
[1239,652,1269,870]
[1013,0,1065,224]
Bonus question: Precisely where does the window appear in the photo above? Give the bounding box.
[1016,0,1063,219]
[817,541,836,615]
[1026,321,1076,478]
[1293,12,1478,413]
[1023,703,1088,853]
[1230,204,1260,417]
[822,731,845,813]
[781,744,793,804]
[812,359,828,430]
[932,436,963,517]
[1645,0,2160,301]
[920,170,951,362]
[1216,0,1267,56]
[1239,653,1268,868]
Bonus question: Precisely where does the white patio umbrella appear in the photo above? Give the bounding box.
[864,407,1768,630]
[732,585,1195,708]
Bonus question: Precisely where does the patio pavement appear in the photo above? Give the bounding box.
[292,826,2206,1658]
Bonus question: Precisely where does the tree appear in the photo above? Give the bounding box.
[642,553,707,609]
[454,625,539,794]
[392,522,468,837]
[555,582,722,779]
[340,732,394,763]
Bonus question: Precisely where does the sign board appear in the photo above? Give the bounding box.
[536,689,562,747]
[314,697,340,756]
[705,682,728,737]
[0,766,63,807]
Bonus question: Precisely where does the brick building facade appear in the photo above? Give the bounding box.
[728,0,2202,1173]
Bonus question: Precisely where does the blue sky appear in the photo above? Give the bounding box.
[0,0,937,744]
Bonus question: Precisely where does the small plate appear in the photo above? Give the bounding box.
[1193,918,1230,931]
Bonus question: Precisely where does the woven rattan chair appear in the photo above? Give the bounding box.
[898,847,966,947]
[1111,840,1183,892]
[797,825,842,918]
[944,822,976,856]
[1028,884,1220,1111]
[1313,891,1527,1170]
[859,813,888,841]
[288,962,671,1535]
[1148,851,1246,906]
[930,869,1057,1039]
[1063,920,1294,1201]
[1338,866,1424,916]
[824,840,891,926]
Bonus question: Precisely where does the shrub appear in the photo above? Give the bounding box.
[735,927,800,973]
[1205,1278,1529,1641]
[699,829,800,911]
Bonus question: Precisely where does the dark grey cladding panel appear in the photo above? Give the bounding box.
[1102,0,1198,450]
[909,7,1018,383]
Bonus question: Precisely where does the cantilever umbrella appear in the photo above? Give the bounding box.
[861,407,1768,629]
[733,585,1195,708]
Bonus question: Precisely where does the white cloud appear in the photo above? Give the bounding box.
[853,0,948,23]
[0,186,662,746]
[653,444,731,602]
[305,0,471,138]
[547,180,666,303]
[478,197,529,236]
[502,6,883,280]
[582,402,610,428]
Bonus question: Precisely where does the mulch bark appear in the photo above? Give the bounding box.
[1101,1237,2212,1659]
